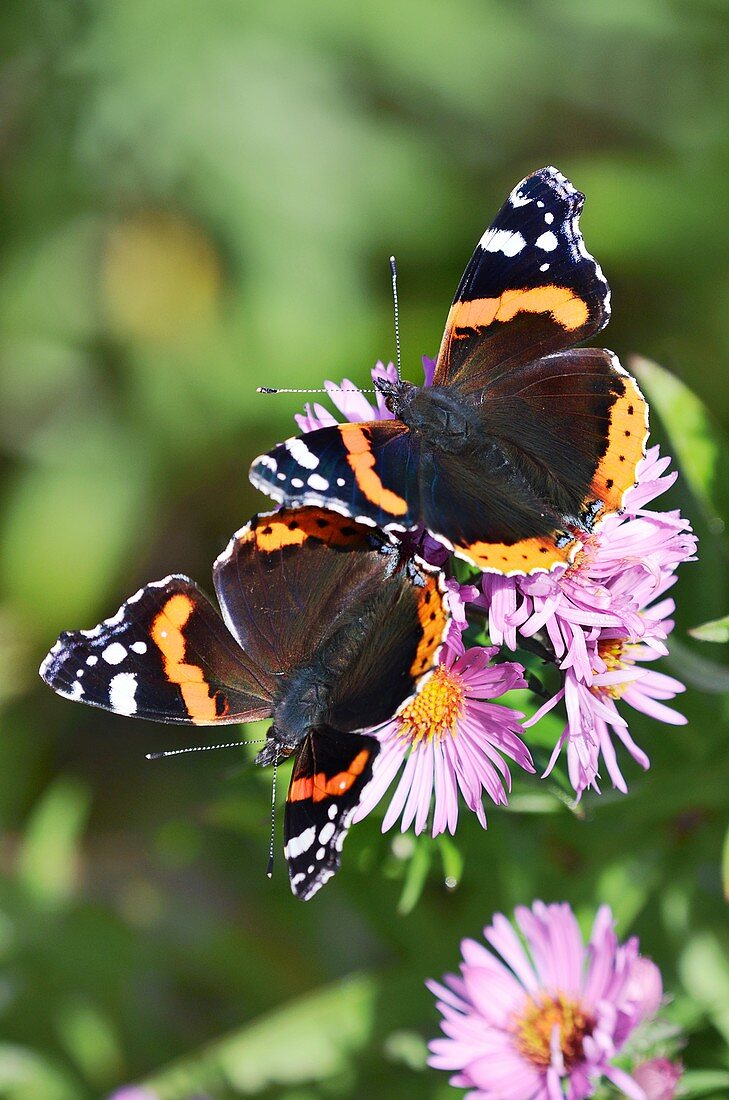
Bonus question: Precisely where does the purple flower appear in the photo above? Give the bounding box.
[295,356,434,434]
[353,645,533,836]
[632,1058,683,1099]
[481,447,696,797]
[428,901,665,1099]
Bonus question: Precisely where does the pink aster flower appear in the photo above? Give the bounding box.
[632,1058,683,1099]
[352,645,533,836]
[428,901,665,1100]
[480,447,696,797]
[295,355,435,433]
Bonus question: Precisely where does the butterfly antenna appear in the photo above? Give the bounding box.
[266,746,279,879]
[390,255,402,379]
[257,386,376,394]
[146,738,265,761]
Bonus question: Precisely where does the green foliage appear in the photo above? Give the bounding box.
[1,0,729,1096]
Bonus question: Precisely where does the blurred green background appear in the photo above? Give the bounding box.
[1,1,729,1097]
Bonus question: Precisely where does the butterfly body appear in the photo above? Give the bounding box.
[251,167,649,575]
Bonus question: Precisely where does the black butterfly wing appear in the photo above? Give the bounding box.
[40,575,275,723]
[325,562,450,732]
[249,421,422,532]
[422,348,649,572]
[433,166,610,393]
[284,729,380,900]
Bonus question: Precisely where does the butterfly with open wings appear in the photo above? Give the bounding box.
[40,508,451,900]
[250,166,649,575]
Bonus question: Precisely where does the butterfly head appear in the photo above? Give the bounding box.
[373,376,417,417]
[255,725,300,767]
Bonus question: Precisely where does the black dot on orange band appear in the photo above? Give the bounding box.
[288,520,299,529]
[625,430,631,437]
[619,455,625,462]
[628,405,634,415]
[315,518,328,528]
[540,547,548,554]
[262,525,273,534]
[606,478,614,489]
[341,525,357,536]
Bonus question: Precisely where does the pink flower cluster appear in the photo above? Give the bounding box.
[481,446,696,797]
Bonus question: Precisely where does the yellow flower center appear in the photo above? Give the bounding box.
[397,666,465,745]
[514,992,593,1071]
[592,637,636,699]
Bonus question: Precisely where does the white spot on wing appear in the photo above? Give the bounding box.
[336,478,346,487]
[315,847,326,860]
[479,228,526,256]
[257,454,277,472]
[509,188,532,208]
[536,231,558,252]
[318,822,335,845]
[544,211,554,224]
[86,656,98,666]
[102,642,127,665]
[283,826,316,859]
[60,681,84,701]
[307,474,329,491]
[540,263,550,272]
[285,438,319,470]
[109,672,138,715]
[130,641,147,655]
[328,804,338,820]
[291,477,304,488]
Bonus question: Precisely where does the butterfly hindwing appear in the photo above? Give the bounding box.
[434,166,610,392]
[284,729,380,900]
[40,575,274,724]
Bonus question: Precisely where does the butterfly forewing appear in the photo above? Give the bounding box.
[434,165,611,391]
[249,422,421,533]
[40,575,275,724]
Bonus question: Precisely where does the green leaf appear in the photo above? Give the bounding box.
[437,833,463,889]
[17,777,91,909]
[679,1070,729,1097]
[679,933,729,1044]
[0,1044,81,1100]
[688,614,729,643]
[398,836,433,916]
[723,822,729,904]
[630,355,729,532]
[141,973,377,1098]
[664,636,729,694]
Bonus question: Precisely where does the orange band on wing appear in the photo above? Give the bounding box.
[586,373,648,517]
[456,533,577,574]
[444,284,589,340]
[410,574,448,678]
[151,593,220,722]
[288,749,371,803]
[243,508,371,554]
[340,425,408,516]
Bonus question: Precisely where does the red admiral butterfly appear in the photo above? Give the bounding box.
[40,507,451,899]
[250,166,649,575]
